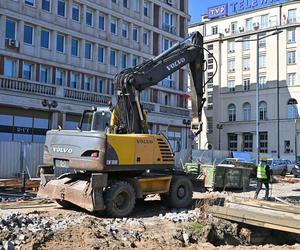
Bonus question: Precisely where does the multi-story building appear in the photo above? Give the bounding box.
[189,0,300,160]
[0,0,190,151]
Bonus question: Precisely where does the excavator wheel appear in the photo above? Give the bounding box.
[104,181,136,217]
[166,176,193,208]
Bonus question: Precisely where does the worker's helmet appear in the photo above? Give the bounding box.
[260,157,268,162]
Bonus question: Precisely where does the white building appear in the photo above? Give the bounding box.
[189,0,300,160]
[0,0,191,151]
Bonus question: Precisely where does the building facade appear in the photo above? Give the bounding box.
[0,0,191,151]
[189,0,300,160]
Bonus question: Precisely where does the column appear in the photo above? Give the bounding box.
[67,0,73,26]
[35,26,41,58]
[66,34,72,64]
[51,30,57,61]
[17,20,24,54]
[80,38,85,68]
[95,9,99,30]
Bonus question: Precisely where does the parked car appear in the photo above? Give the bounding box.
[267,159,287,176]
[282,159,295,174]
[291,162,300,177]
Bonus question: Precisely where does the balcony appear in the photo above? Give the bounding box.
[160,105,190,116]
[0,76,110,105]
[162,23,177,35]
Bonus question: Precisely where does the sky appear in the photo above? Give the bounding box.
[189,0,225,24]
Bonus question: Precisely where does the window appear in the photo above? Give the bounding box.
[111,18,117,34]
[55,69,65,85]
[86,9,93,26]
[243,133,253,152]
[261,14,268,29]
[70,72,79,88]
[288,99,298,119]
[85,42,92,60]
[41,29,50,48]
[163,11,174,34]
[288,9,296,24]
[122,53,127,68]
[162,38,173,51]
[123,0,128,8]
[84,76,92,91]
[56,34,65,53]
[245,18,252,31]
[122,23,128,38]
[243,57,250,71]
[4,58,16,77]
[72,4,80,22]
[243,102,251,121]
[98,47,104,63]
[207,44,213,50]
[25,0,34,6]
[228,40,235,53]
[133,26,138,41]
[212,26,218,35]
[288,51,296,64]
[57,0,65,17]
[228,60,235,73]
[231,22,237,34]
[110,49,117,66]
[42,0,50,11]
[143,31,149,45]
[243,78,250,91]
[71,38,79,57]
[259,76,266,89]
[259,101,267,120]
[259,54,266,68]
[243,37,250,51]
[133,0,139,12]
[99,15,105,30]
[112,0,117,4]
[96,79,103,93]
[109,81,114,95]
[259,132,268,153]
[132,56,138,66]
[144,1,149,17]
[284,140,291,153]
[40,66,49,83]
[288,29,296,43]
[207,117,213,134]
[23,62,33,80]
[24,25,34,45]
[228,133,238,151]
[228,104,236,121]
[287,73,296,86]
[5,19,16,39]
[259,33,266,48]
[228,80,235,92]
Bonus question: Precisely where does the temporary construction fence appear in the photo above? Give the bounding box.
[0,141,44,179]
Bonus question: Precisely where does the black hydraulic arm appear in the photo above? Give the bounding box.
[113,31,214,135]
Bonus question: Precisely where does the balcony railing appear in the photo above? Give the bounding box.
[160,105,190,116]
[64,87,111,104]
[162,23,177,35]
[0,76,56,96]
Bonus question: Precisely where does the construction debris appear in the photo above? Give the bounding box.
[0,178,40,190]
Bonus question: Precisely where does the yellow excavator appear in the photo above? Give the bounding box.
[38,31,214,217]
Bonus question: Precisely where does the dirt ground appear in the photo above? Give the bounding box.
[1,180,300,250]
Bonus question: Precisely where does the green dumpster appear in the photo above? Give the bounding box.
[184,163,201,174]
[201,164,252,191]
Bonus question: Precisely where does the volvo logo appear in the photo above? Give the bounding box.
[166,58,186,71]
[53,147,73,154]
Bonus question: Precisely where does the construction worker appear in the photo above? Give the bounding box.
[254,157,271,200]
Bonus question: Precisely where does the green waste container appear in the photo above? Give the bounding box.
[201,164,252,191]
[184,163,201,174]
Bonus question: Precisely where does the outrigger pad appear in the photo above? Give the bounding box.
[38,173,108,212]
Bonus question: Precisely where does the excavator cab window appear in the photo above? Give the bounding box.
[92,111,111,131]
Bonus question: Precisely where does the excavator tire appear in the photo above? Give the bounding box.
[166,176,192,208]
[104,181,136,217]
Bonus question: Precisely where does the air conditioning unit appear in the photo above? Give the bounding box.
[243,67,249,70]
[229,49,235,53]
[167,0,173,5]
[253,22,260,30]
[239,26,244,32]
[7,39,19,48]
[225,28,230,33]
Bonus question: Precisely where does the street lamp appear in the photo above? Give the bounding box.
[236,29,282,164]
[42,99,58,130]
[216,124,223,150]
[183,119,191,149]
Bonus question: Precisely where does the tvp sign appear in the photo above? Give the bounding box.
[208,4,228,19]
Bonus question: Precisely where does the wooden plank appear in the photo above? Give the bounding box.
[211,211,300,235]
[0,178,40,189]
[229,197,300,215]
[0,199,54,209]
[209,205,300,232]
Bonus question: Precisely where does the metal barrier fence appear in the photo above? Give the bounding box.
[0,141,44,179]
